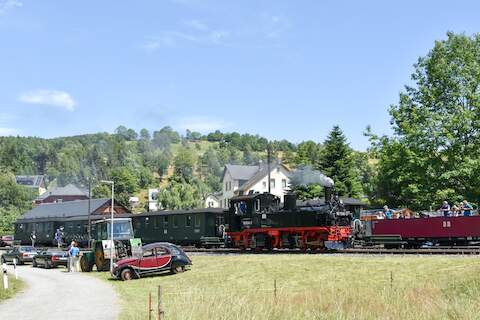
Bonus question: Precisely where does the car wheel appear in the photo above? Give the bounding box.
[45,260,52,269]
[1,256,6,264]
[120,268,134,281]
[17,258,24,265]
[32,259,37,268]
[171,266,185,274]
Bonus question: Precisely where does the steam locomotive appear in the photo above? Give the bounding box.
[223,187,353,251]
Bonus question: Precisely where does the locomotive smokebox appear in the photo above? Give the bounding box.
[283,193,297,211]
[324,187,333,204]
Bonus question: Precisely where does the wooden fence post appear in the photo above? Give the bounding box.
[157,285,164,320]
[148,292,152,320]
[390,271,393,289]
[274,279,277,303]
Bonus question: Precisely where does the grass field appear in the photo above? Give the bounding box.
[0,275,24,302]
[96,255,480,320]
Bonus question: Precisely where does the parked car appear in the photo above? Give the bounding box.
[0,235,14,247]
[33,249,69,269]
[1,246,38,264]
[112,242,192,281]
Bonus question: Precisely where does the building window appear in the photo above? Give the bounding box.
[282,179,287,188]
[185,215,192,227]
[270,179,276,189]
[277,167,280,173]
[225,182,228,191]
[262,181,267,189]
[195,215,201,227]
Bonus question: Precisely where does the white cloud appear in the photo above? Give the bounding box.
[142,19,231,52]
[183,19,209,31]
[263,14,291,39]
[0,127,18,136]
[19,89,76,111]
[177,116,231,133]
[0,0,22,15]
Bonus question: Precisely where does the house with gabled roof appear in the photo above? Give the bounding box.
[35,183,89,204]
[220,162,291,208]
[15,175,47,196]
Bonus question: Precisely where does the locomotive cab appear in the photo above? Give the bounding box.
[227,193,281,230]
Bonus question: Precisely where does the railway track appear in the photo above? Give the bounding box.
[181,246,480,255]
[3,246,480,255]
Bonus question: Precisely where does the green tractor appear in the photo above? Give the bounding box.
[80,218,142,272]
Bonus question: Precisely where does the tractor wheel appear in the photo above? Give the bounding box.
[80,255,92,272]
[95,245,108,271]
[121,268,134,281]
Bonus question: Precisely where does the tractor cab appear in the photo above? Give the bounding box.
[81,218,141,272]
[92,218,134,241]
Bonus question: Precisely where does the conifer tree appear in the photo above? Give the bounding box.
[317,126,361,197]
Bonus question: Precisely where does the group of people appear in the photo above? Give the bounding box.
[377,200,475,219]
[438,200,474,217]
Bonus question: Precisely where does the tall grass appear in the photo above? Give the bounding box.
[0,275,24,302]
[96,255,480,320]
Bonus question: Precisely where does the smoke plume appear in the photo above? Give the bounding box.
[289,165,334,188]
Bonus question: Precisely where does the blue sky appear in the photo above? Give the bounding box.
[0,0,479,150]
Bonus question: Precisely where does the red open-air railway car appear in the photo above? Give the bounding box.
[358,216,480,247]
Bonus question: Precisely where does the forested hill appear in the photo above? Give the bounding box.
[0,125,373,211]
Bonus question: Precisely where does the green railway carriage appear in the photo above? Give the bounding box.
[14,198,130,246]
[131,208,224,247]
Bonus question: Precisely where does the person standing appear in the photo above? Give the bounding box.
[30,230,36,247]
[383,206,395,219]
[68,241,80,272]
[439,201,451,217]
[461,200,473,217]
[55,226,64,248]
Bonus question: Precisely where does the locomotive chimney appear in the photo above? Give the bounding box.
[283,193,297,211]
[324,187,332,204]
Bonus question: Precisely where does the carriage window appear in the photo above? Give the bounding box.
[76,223,81,231]
[156,248,168,256]
[143,249,155,258]
[173,216,179,228]
[153,217,160,229]
[255,199,261,212]
[164,216,169,228]
[145,217,150,228]
[185,215,192,227]
[134,218,141,230]
[195,215,201,227]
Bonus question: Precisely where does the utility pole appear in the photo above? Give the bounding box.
[267,143,272,194]
[87,178,92,245]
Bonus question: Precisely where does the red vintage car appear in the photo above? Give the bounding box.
[111,242,192,281]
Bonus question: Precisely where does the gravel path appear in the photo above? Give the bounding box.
[0,265,119,320]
